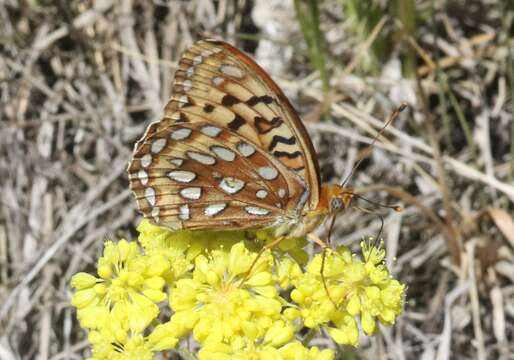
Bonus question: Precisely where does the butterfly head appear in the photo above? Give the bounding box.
[319,184,354,215]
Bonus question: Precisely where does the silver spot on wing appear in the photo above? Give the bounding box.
[179,187,202,200]
[183,79,193,91]
[256,189,268,199]
[219,177,245,194]
[211,146,236,161]
[141,154,152,168]
[212,76,224,86]
[258,166,278,180]
[204,203,227,216]
[201,125,222,137]
[245,206,270,216]
[145,187,156,206]
[187,151,216,165]
[168,158,184,167]
[170,128,192,140]
[193,55,202,65]
[167,170,196,183]
[237,141,255,157]
[179,204,190,220]
[151,138,167,154]
[220,64,244,78]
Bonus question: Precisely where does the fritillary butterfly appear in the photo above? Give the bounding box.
[128,39,353,240]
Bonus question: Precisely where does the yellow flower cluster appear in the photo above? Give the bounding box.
[288,244,405,346]
[70,220,405,359]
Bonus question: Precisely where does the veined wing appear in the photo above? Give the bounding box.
[138,39,320,211]
[128,122,307,231]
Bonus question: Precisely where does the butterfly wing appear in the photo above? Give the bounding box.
[129,122,307,230]
[128,39,320,230]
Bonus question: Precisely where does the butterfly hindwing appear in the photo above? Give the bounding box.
[129,122,307,230]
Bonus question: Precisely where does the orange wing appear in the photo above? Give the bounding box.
[128,39,321,230]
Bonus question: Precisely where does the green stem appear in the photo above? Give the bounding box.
[293,0,329,94]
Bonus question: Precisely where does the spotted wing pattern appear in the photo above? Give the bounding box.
[129,122,308,230]
[128,39,320,231]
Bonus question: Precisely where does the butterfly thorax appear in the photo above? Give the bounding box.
[272,184,353,238]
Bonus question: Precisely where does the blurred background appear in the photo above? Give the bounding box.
[1,0,514,359]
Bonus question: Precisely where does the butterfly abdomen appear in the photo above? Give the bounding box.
[273,210,328,238]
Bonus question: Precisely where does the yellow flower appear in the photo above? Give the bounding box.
[87,315,181,360]
[254,229,309,265]
[70,240,166,331]
[146,320,186,351]
[72,222,406,357]
[276,257,303,289]
[327,315,359,346]
[199,335,334,360]
[169,242,286,346]
[138,219,244,258]
[358,241,405,333]
[290,242,405,345]
[279,341,335,360]
[137,219,251,283]
[198,336,282,360]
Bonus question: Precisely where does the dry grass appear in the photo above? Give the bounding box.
[1,0,513,359]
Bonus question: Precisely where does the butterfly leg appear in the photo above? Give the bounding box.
[307,233,338,308]
[239,236,285,287]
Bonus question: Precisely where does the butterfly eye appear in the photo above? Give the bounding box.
[330,198,344,212]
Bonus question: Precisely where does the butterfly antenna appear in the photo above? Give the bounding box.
[354,193,402,212]
[340,103,408,188]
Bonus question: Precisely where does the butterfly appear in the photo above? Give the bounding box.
[128,39,354,243]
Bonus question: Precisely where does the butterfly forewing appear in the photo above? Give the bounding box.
[128,39,321,231]
[166,40,319,201]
